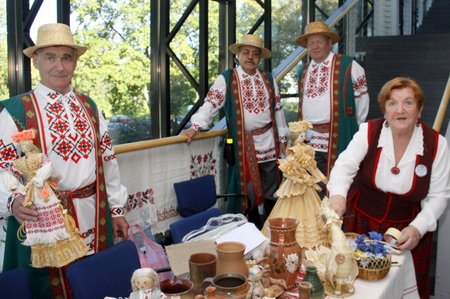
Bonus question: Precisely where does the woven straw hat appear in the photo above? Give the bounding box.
[295,21,340,47]
[23,23,88,58]
[229,34,271,59]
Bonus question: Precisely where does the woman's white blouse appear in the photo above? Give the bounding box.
[327,121,450,236]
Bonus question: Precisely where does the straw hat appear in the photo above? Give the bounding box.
[229,34,271,59]
[23,23,88,58]
[295,21,340,47]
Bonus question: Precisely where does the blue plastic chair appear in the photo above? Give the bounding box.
[173,175,219,217]
[0,268,32,299]
[66,240,141,299]
[169,174,249,243]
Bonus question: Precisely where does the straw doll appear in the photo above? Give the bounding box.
[321,197,358,296]
[261,120,328,249]
[10,129,88,268]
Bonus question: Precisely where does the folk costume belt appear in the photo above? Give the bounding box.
[312,122,330,133]
[248,122,272,135]
[58,181,96,217]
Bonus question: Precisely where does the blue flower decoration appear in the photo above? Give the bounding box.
[355,231,390,258]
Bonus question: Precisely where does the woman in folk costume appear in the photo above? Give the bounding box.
[9,129,88,268]
[261,120,328,249]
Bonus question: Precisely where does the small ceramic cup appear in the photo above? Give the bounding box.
[188,252,217,295]
[160,277,194,299]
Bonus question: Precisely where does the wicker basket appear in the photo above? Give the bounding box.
[345,232,392,281]
[357,253,391,280]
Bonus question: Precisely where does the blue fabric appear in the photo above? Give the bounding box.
[174,175,217,217]
[0,267,32,299]
[169,208,222,244]
[66,240,141,299]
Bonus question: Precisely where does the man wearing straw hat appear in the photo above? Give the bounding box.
[0,23,129,298]
[182,34,288,227]
[296,21,369,177]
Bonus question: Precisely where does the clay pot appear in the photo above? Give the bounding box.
[215,241,248,277]
[299,281,312,299]
[160,277,194,299]
[198,273,249,299]
[265,217,302,289]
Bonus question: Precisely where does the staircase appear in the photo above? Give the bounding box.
[357,0,450,132]
[417,0,450,34]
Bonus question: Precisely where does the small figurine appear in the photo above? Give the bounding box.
[129,268,161,299]
[246,265,265,299]
[321,197,358,296]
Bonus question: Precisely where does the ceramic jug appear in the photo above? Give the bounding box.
[215,241,248,277]
[265,217,302,289]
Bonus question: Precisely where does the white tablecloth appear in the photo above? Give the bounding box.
[330,251,419,299]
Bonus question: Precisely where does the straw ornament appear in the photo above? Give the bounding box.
[288,120,313,133]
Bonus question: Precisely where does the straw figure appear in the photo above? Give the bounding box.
[321,197,358,296]
[261,120,328,249]
[11,129,88,268]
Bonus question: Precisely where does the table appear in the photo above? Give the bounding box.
[346,251,419,299]
[285,251,419,299]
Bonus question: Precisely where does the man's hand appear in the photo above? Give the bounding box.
[329,195,347,218]
[397,225,421,251]
[11,194,39,224]
[180,128,197,144]
[111,216,130,241]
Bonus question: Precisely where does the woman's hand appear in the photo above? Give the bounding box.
[329,195,347,218]
[397,225,421,251]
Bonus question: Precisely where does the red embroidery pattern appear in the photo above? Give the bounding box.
[189,151,217,178]
[100,132,113,153]
[126,188,155,212]
[0,141,18,170]
[205,89,224,108]
[255,147,277,162]
[305,61,330,99]
[157,206,178,221]
[241,74,268,114]
[25,202,65,234]
[45,97,94,162]
[353,74,369,97]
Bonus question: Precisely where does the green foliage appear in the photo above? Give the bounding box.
[0,0,342,132]
[70,0,151,118]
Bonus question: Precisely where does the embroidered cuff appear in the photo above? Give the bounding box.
[192,123,201,131]
[110,206,125,217]
[6,192,21,215]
